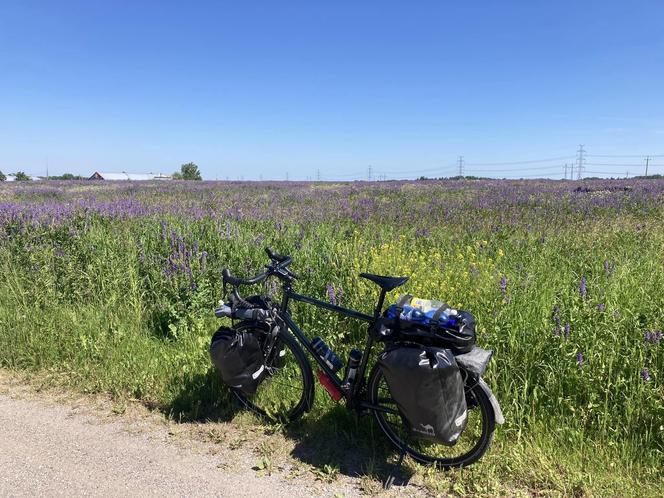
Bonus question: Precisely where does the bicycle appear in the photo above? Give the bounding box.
[217,247,504,470]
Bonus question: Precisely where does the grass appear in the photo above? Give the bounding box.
[0,179,663,495]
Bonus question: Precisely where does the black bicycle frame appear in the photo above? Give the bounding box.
[277,286,396,413]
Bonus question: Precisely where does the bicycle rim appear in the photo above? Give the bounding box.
[369,365,495,468]
[233,325,313,423]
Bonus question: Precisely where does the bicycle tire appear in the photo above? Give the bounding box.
[368,363,495,468]
[233,324,314,423]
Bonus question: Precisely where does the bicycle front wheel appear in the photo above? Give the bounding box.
[233,324,314,423]
[368,364,495,469]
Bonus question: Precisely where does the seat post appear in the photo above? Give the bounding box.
[374,289,387,318]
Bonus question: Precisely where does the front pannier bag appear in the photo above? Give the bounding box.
[210,326,265,395]
[379,345,468,445]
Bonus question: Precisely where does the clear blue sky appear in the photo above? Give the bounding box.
[2,1,664,180]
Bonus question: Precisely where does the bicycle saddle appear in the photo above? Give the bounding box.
[359,273,409,291]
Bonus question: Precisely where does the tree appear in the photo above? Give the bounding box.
[51,173,82,180]
[175,162,202,180]
[13,171,30,181]
[0,171,5,182]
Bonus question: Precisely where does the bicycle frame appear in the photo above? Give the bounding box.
[276,283,397,414]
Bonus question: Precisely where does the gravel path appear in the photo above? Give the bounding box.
[0,394,351,497]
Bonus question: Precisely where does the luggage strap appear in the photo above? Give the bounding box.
[431,303,450,330]
[396,294,413,308]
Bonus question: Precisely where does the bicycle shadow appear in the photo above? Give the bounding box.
[285,404,414,485]
[164,369,242,423]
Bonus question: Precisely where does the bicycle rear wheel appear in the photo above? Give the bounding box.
[233,323,314,423]
[368,364,495,469]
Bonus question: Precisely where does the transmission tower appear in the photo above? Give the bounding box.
[645,156,650,177]
[368,165,373,181]
[576,145,586,180]
[316,169,321,181]
[457,156,464,177]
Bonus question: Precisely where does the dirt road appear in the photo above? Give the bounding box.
[0,393,359,497]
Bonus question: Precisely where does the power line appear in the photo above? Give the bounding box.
[457,156,464,176]
[587,154,664,158]
[586,162,645,167]
[465,155,574,166]
[469,164,567,173]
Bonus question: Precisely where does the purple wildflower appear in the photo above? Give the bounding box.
[644,330,662,344]
[326,283,336,305]
[576,351,584,368]
[564,323,570,340]
[499,276,507,294]
[552,305,560,325]
[579,277,587,298]
[596,303,605,312]
[641,368,650,382]
[603,260,610,273]
[336,284,344,303]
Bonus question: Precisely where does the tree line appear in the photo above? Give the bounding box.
[0,163,203,181]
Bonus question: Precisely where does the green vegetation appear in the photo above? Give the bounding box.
[12,171,30,181]
[49,173,84,180]
[0,180,662,495]
[172,162,202,180]
[0,171,5,182]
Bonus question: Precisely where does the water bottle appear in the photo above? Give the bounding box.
[343,349,362,387]
[311,337,343,373]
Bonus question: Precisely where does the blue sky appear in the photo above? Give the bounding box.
[1,1,663,180]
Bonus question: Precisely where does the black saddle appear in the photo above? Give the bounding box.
[359,273,409,292]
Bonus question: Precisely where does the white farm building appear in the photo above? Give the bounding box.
[89,172,172,181]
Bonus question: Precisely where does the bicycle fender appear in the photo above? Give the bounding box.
[478,378,505,425]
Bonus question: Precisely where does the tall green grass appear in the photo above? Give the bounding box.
[0,180,662,493]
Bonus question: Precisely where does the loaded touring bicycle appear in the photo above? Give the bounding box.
[211,248,504,481]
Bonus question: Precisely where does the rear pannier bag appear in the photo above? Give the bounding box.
[210,326,266,395]
[379,345,468,445]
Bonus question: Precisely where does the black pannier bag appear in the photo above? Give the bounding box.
[209,326,266,395]
[455,347,493,378]
[379,345,468,445]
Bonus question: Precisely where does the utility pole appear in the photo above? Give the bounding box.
[46,157,49,180]
[564,163,568,180]
[316,169,321,181]
[457,156,464,177]
[285,171,289,182]
[645,156,650,177]
[368,165,372,181]
[626,170,629,179]
[576,144,586,180]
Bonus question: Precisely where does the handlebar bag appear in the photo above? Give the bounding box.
[379,344,468,445]
[209,326,266,395]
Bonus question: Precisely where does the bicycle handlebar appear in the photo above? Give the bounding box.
[222,247,297,288]
[221,268,268,287]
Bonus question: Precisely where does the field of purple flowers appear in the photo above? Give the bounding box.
[0,179,662,492]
